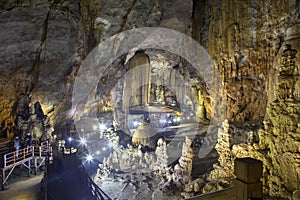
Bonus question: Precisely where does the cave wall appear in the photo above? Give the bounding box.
[0,0,299,163]
[0,0,299,197]
[0,0,82,137]
[193,0,299,122]
[0,0,195,137]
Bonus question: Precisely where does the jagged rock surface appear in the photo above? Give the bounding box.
[204,37,300,198]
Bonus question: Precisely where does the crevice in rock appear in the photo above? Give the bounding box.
[191,0,211,48]
[118,0,138,33]
[30,2,57,93]
[79,0,100,54]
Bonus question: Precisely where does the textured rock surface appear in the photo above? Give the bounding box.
[193,0,299,122]
[0,1,299,199]
[0,0,298,132]
[204,38,300,197]
[0,0,195,137]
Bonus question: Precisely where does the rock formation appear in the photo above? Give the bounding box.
[13,94,53,142]
[154,138,169,178]
[0,1,300,199]
[132,119,158,149]
[104,144,156,172]
[203,35,300,198]
[163,137,195,198]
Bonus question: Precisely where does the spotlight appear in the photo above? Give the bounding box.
[79,137,87,146]
[68,137,72,142]
[99,123,106,130]
[96,150,100,155]
[160,119,167,124]
[133,120,140,127]
[86,154,93,162]
[108,140,114,148]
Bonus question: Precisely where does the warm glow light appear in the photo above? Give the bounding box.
[92,125,98,130]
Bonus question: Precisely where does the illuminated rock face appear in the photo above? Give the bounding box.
[0,1,299,198]
[204,25,300,198]
[262,33,300,197]
[132,119,158,149]
[0,0,194,136]
[0,0,298,132]
[193,0,299,122]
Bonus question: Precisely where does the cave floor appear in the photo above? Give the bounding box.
[187,188,234,200]
[95,170,182,200]
[0,170,44,200]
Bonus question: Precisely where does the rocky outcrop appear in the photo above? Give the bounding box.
[0,1,299,198]
[13,94,53,141]
[0,0,195,138]
[193,0,299,122]
[154,138,169,178]
[0,0,298,134]
[261,34,300,197]
[203,32,300,198]
[132,119,159,149]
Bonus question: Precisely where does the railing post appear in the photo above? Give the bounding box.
[40,146,42,157]
[2,169,4,191]
[234,157,263,200]
[13,152,15,165]
[4,154,6,168]
[34,158,37,175]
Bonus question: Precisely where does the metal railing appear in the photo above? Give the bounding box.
[3,147,34,169]
[78,164,111,200]
[1,142,52,190]
[0,140,11,155]
[3,141,51,169]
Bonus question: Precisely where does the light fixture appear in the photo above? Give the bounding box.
[133,120,140,127]
[79,137,87,146]
[99,123,106,130]
[86,154,93,162]
[108,140,114,148]
[160,119,167,124]
[68,137,72,142]
[92,125,98,130]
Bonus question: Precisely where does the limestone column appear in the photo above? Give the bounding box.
[123,51,151,110]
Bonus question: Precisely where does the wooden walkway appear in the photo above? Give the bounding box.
[47,145,111,200]
[1,141,52,190]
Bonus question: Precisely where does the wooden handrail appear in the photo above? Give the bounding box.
[3,147,34,168]
[2,142,52,170]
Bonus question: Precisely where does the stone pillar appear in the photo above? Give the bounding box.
[234,157,263,200]
[124,51,151,109]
